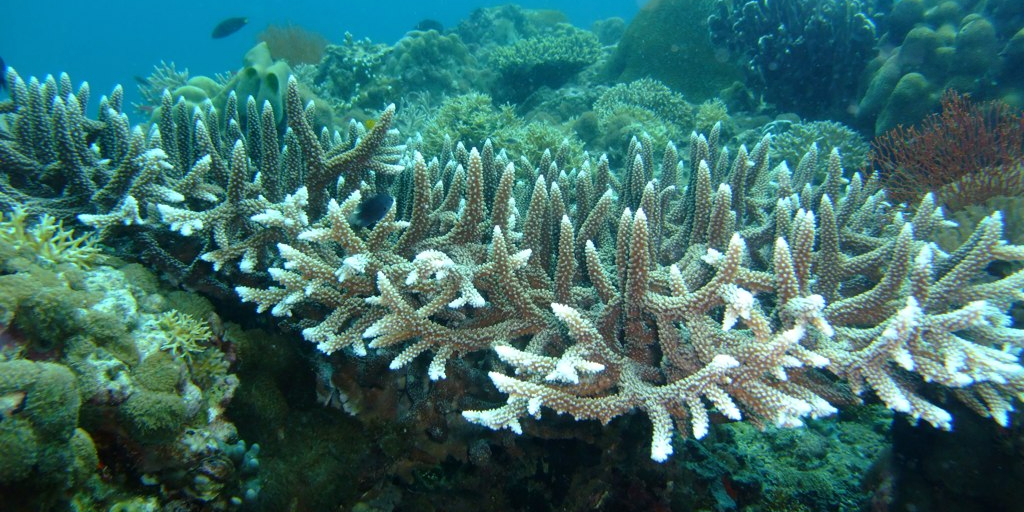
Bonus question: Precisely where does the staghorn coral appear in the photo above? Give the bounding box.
[222,105,1024,462]
[158,77,403,278]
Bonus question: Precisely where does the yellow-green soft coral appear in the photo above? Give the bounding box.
[155,311,213,362]
[0,207,101,269]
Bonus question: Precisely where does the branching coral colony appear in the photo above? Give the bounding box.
[4,70,1024,462]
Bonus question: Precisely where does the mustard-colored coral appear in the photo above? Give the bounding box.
[154,310,212,362]
[0,207,101,269]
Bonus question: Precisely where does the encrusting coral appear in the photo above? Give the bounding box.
[4,67,1024,465]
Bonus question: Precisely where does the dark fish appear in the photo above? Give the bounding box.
[212,17,248,39]
[414,19,444,32]
[133,75,150,86]
[0,56,6,91]
[348,193,394,228]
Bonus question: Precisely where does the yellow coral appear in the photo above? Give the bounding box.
[694,98,731,134]
[0,207,101,268]
[155,311,212,361]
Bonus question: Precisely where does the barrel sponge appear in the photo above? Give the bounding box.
[220,42,293,127]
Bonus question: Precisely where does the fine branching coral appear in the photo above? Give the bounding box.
[154,310,213,361]
[488,25,601,102]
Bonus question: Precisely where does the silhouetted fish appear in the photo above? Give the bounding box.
[348,193,394,229]
[133,75,150,86]
[414,19,444,32]
[212,17,249,39]
[0,56,6,91]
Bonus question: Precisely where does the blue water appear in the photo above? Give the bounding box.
[2,0,642,112]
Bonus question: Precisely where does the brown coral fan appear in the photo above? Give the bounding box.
[257,23,329,66]
[872,90,1024,211]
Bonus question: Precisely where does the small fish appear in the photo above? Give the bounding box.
[212,17,249,39]
[0,55,6,91]
[414,19,444,32]
[348,193,394,228]
[133,75,150,86]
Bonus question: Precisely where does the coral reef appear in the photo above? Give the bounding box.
[0,209,259,510]
[3,3,1024,507]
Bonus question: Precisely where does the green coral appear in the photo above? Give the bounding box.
[503,121,585,171]
[694,98,731,135]
[314,33,392,110]
[379,30,481,104]
[857,2,1024,134]
[422,93,520,156]
[0,360,85,495]
[592,79,693,157]
[118,389,190,443]
[594,78,693,128]
[132,351,185,394]
[488,25,601,102]
[770,120,871,171]
[607,0,744,102]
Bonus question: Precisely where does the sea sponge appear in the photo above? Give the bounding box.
[220,42,293,127]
